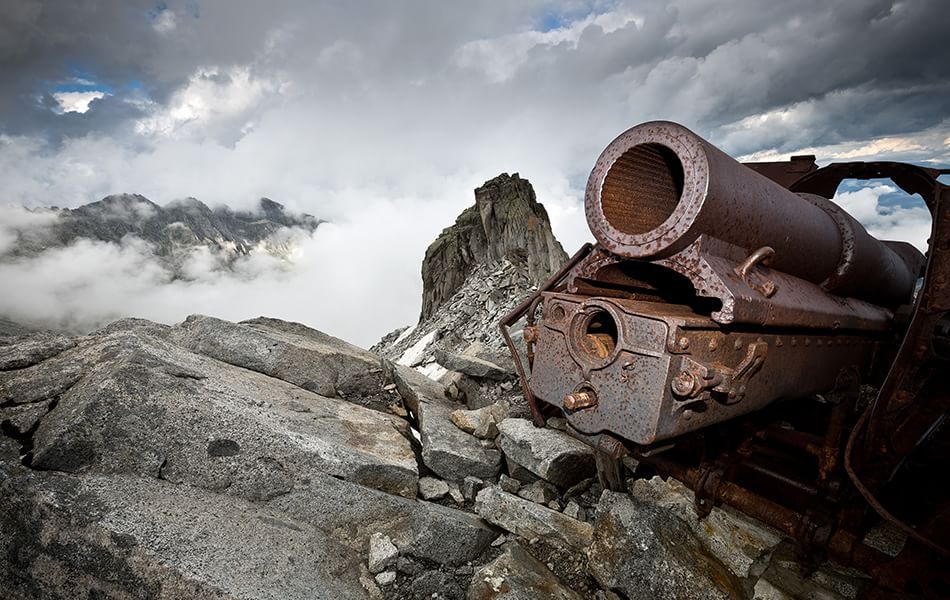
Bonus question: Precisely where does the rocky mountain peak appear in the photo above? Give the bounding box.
[4,194,323,271]
[420,173,568,321]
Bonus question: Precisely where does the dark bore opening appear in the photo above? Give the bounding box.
[600,142,684,235]
[580,309,618,359]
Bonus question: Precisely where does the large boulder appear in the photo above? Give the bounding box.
[496,419,595,488]
[170,315,392,411]
[0,333,76,370]
[434,348,509,380]
[392,364,502,480]
[0,317,507,598]
[4,328,419,499]
[267,474,498,566]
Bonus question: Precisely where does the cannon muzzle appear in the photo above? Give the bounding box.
[584,121,922,308]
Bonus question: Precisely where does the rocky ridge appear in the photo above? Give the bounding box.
[4,194,322,272]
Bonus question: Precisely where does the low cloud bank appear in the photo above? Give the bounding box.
[0,200,442,348]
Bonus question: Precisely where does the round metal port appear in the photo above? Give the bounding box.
[568,303,623,368]
[580,309,618,359]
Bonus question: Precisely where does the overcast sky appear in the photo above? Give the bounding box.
[0,0,947,346]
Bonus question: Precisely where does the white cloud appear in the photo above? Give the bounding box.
[455,8,643,83]
[0,204,429,347]
[51,90,107,114]
[0,205,60,255]
[134,66,285,139]
[832,184,931,251]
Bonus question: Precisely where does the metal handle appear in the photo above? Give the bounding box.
[736,246,778,297]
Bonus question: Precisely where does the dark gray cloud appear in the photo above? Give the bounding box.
[0,0,946,344]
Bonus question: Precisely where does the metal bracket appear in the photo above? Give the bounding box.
[715,340,768,404]
[671,339,768,404]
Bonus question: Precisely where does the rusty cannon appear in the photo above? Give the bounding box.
[502,121,950,596]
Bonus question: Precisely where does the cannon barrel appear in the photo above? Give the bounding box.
[584,121,922,308]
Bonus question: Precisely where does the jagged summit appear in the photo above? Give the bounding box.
[420,173,568,321]
[376,173,569,388]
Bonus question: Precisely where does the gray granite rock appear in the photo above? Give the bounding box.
[434,348,509,380]
[0,318,35,337]
[462,476,484,502]
[467,543,583,599]
[505,456,541,483]
[392,364,501,480]
[368,533,398,574]
[474,486,593,550]
[0,462,368,599]
[450,398,509,439]
[626,477,783,581]
[419,476,450,500]
[0,399,52,436]
[446,480,465,505]
[0,333,76,370]
[563,500,584,521]
[419,173,568,321]
[408,569,464,600]
[268,474,498,566]
[170,315,392,411]
[499,474,522,494]
[587,479,785,600]
[517,480,559,505]
[496,418,595,488]
[0,318,504,597]
[20,329,419,499]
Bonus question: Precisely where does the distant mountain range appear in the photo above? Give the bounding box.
[5,194,323,270]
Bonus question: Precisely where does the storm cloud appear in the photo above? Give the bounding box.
[0,0,947,345]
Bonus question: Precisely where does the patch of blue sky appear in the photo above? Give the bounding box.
[51,80,113,94]
[56,62,111,91]
[536,2,605,32]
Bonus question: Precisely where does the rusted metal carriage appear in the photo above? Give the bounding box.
[502,121,950,596]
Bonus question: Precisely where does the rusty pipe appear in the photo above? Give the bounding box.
[642,454,894,572]
[584,121,922,307]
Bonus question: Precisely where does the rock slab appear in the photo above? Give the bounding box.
[22,329,419,499]
[475,486,593,551]
[392,364,501,480]
[496,419,595,488]
[467,543,582,600]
